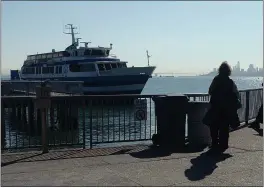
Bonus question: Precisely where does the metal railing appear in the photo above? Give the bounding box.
[185,88,263,124]
[1,95,162,151]
[1,88,262,152]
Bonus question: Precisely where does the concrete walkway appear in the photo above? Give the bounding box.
[1,127,263,186]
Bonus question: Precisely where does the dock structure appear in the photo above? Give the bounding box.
[1,80,262,152]
[1,80,84,96]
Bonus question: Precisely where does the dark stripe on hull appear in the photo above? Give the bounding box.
[21,75,150,87]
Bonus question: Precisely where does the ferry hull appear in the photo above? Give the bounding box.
[20,74,150,95]
[82,84,145,95]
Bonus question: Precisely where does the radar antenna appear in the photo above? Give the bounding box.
[146,50,151,67]
[63,24,79,45]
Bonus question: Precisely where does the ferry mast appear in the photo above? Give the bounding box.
[63,24,79,45]
[146,50,151,67]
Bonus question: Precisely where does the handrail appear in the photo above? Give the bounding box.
[1,87,262,152]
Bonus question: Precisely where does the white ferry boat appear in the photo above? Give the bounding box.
[14,24,155,95]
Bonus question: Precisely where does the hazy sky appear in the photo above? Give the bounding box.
[1,1,263,74]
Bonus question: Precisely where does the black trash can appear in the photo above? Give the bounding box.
[152,95,189,148]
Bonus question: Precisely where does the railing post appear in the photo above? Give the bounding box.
[35,81,51,154]
[245,91,250,124]
[82,100,86,149]
[1,102,6,149]
[89,100,93,149]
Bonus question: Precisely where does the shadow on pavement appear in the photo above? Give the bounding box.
[184,151,233,181]
[1,153,43,167]
[253,128,263,137]
[129,144,207,159]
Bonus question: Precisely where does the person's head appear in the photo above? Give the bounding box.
[218,61,231,77]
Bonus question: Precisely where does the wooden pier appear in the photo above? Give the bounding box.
[1,80,84,96]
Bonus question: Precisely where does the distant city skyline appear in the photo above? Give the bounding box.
[1,1,263,75]
[211,62,263,73]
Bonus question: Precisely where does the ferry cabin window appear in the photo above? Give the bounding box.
[42,66,54,74]
[47,54,52,59]
[91,49,105,56]
[55,66,62,74]
[36,67,41,74]
[59,66,62,73]
[110,63,117,69]
[80,64,96,72]
[41,54,46,59]
[63,51,70,57]
[69,64,81,72]
[98,64,105,71]
[42,67,49,74]
[49,67,54,73]
[23,67,35,74]
[104,64,111,70]
[117,63,126,68]
[106,50,110,56]
[84,49,91,56]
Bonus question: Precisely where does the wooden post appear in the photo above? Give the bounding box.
[35,81,51,154]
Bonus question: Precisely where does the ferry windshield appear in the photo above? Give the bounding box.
[91,49,106,56]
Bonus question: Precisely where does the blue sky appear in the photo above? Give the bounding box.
[1,1,263,75]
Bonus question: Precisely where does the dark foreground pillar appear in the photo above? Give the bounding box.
[152,95,189,149]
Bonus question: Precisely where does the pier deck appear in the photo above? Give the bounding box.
[1,127,263,186]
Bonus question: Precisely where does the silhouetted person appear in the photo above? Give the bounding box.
[207,62,240,153]
[249,83,263,132]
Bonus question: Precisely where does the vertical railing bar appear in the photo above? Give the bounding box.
[123,104,126,141]
[129,101,131,141]
[134,100,137,140]
[245,91,250,124]
[139,98,142,140]
[144,97,147,140]
[28,101,31,148]
[96,110,99,143]
[53,102,56,147]
[89,100,93,149]
[82,99,86,149]
[149,97,152,139]
[112,100,115,142]
[108,106,110,142]
[71,102,74,146]
[118,106,121,141]
[65,100,68,145]
[13,102,19,148]
[59,101,62,147]
[101,102,104,143]
[22,103,25,148]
